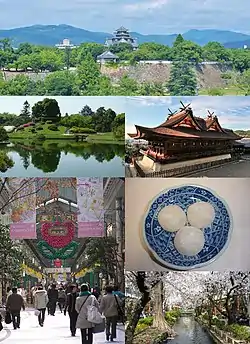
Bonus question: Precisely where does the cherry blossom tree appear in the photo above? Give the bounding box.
[125,271,250,343]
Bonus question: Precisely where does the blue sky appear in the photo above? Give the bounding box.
[0,96,127,115]
[0,0,249,34]
[125,96,250,136]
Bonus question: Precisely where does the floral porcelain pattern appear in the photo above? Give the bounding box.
[143,185,231,270]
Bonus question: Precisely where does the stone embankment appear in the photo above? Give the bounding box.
[1,62,233,88]
[101,62,233,88]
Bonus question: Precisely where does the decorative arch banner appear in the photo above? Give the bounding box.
[77,178,104,237]
[10,178,37,239]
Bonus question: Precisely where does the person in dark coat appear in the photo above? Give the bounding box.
[64,284,79,337]
[6,287,25,329]
[92,283,100,300]
[47,284,58,316]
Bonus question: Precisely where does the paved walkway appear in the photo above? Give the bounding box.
[0,310,125,343]
[186,159,250,177]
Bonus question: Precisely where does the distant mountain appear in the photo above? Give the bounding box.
[131,32,178,46]
[224,39,250,48]
[183,29,250,45]
[0,24,249,47]
[0,24,111,46]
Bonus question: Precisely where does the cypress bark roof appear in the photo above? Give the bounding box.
[128,107,241,141]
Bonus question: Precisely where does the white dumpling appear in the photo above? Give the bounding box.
[158,205,186,232]
[174,226,205,256]
[187,201,215,228]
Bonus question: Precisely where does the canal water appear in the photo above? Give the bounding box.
[0,141,124,177]
[169,317,215,344]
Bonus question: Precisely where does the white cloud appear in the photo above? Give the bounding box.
[125,123,137,137]
[0,0,250,34]
[124,0,170,12]
[126,96,172,107]
[125,96,250,131]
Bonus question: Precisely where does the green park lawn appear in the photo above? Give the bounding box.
[199,85,245,95]
[87,132,124,144]
[8,124,123,143]
[9,123,72,139]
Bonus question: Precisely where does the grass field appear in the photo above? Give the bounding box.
[9,124,72,139]
[8,124,123,143]
[199,86,245,95]
[87,132,124,143]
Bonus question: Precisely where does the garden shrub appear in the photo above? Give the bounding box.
[70,127,96,134]
[31,128,36,133]
[207,88,225,96]
[211,317,226,329]
[36,126,43,131]
[46,120,53,124]
[138,317,153,326]
[227,324,250,340]
[221,73,232,79]
[135,323,149,333]
[35,134,46,141]
[48,124,58,131]
[165,309,181,325]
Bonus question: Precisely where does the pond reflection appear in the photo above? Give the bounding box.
[0,141,124,177]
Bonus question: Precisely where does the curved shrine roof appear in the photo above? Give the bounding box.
[128,107,241,141]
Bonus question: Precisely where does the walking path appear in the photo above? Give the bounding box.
[0,309,125,343]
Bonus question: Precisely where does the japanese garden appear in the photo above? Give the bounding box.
[0,98,125,176]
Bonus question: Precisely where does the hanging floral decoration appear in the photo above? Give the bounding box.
[37,241,79,259]
[54,259,62,268]
[38,213,77,223]
[36,178,77,205]
[41,221,75,248]
[75,267,92,279]
[22,263,43,279]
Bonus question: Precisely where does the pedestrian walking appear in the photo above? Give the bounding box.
[6,287,12,300]
[48,284,58,316]
[92,284,100,300]
[100,285,122,342]
[58,287,66,313]
[6,287,25,330]
[113,285,125,300]
[34,285,49,327]
[113,285,125,323]
[75,284,99,344]
[64,284,79,336]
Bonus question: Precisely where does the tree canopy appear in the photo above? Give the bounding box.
[0,37,249,95]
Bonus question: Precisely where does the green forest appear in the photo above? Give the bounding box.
[0,35,250,95]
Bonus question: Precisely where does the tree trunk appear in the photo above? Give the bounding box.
[125,293,150,344]
[152,280,173,334]
[126,272,153,344]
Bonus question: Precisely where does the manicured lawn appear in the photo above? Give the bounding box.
[87,132,124,143]
[9,124,123,144]
[9,123,74,139]
[199,86,245,95]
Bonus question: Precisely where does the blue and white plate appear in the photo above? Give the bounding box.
[143,185,232,270]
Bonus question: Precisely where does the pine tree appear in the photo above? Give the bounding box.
[168,62,198,96]
[173,34,185,47]
[20,100,31,123]
[80,105,93,116]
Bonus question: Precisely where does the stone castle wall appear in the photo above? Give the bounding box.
[1,62,233,88]
[101,63,233,88]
